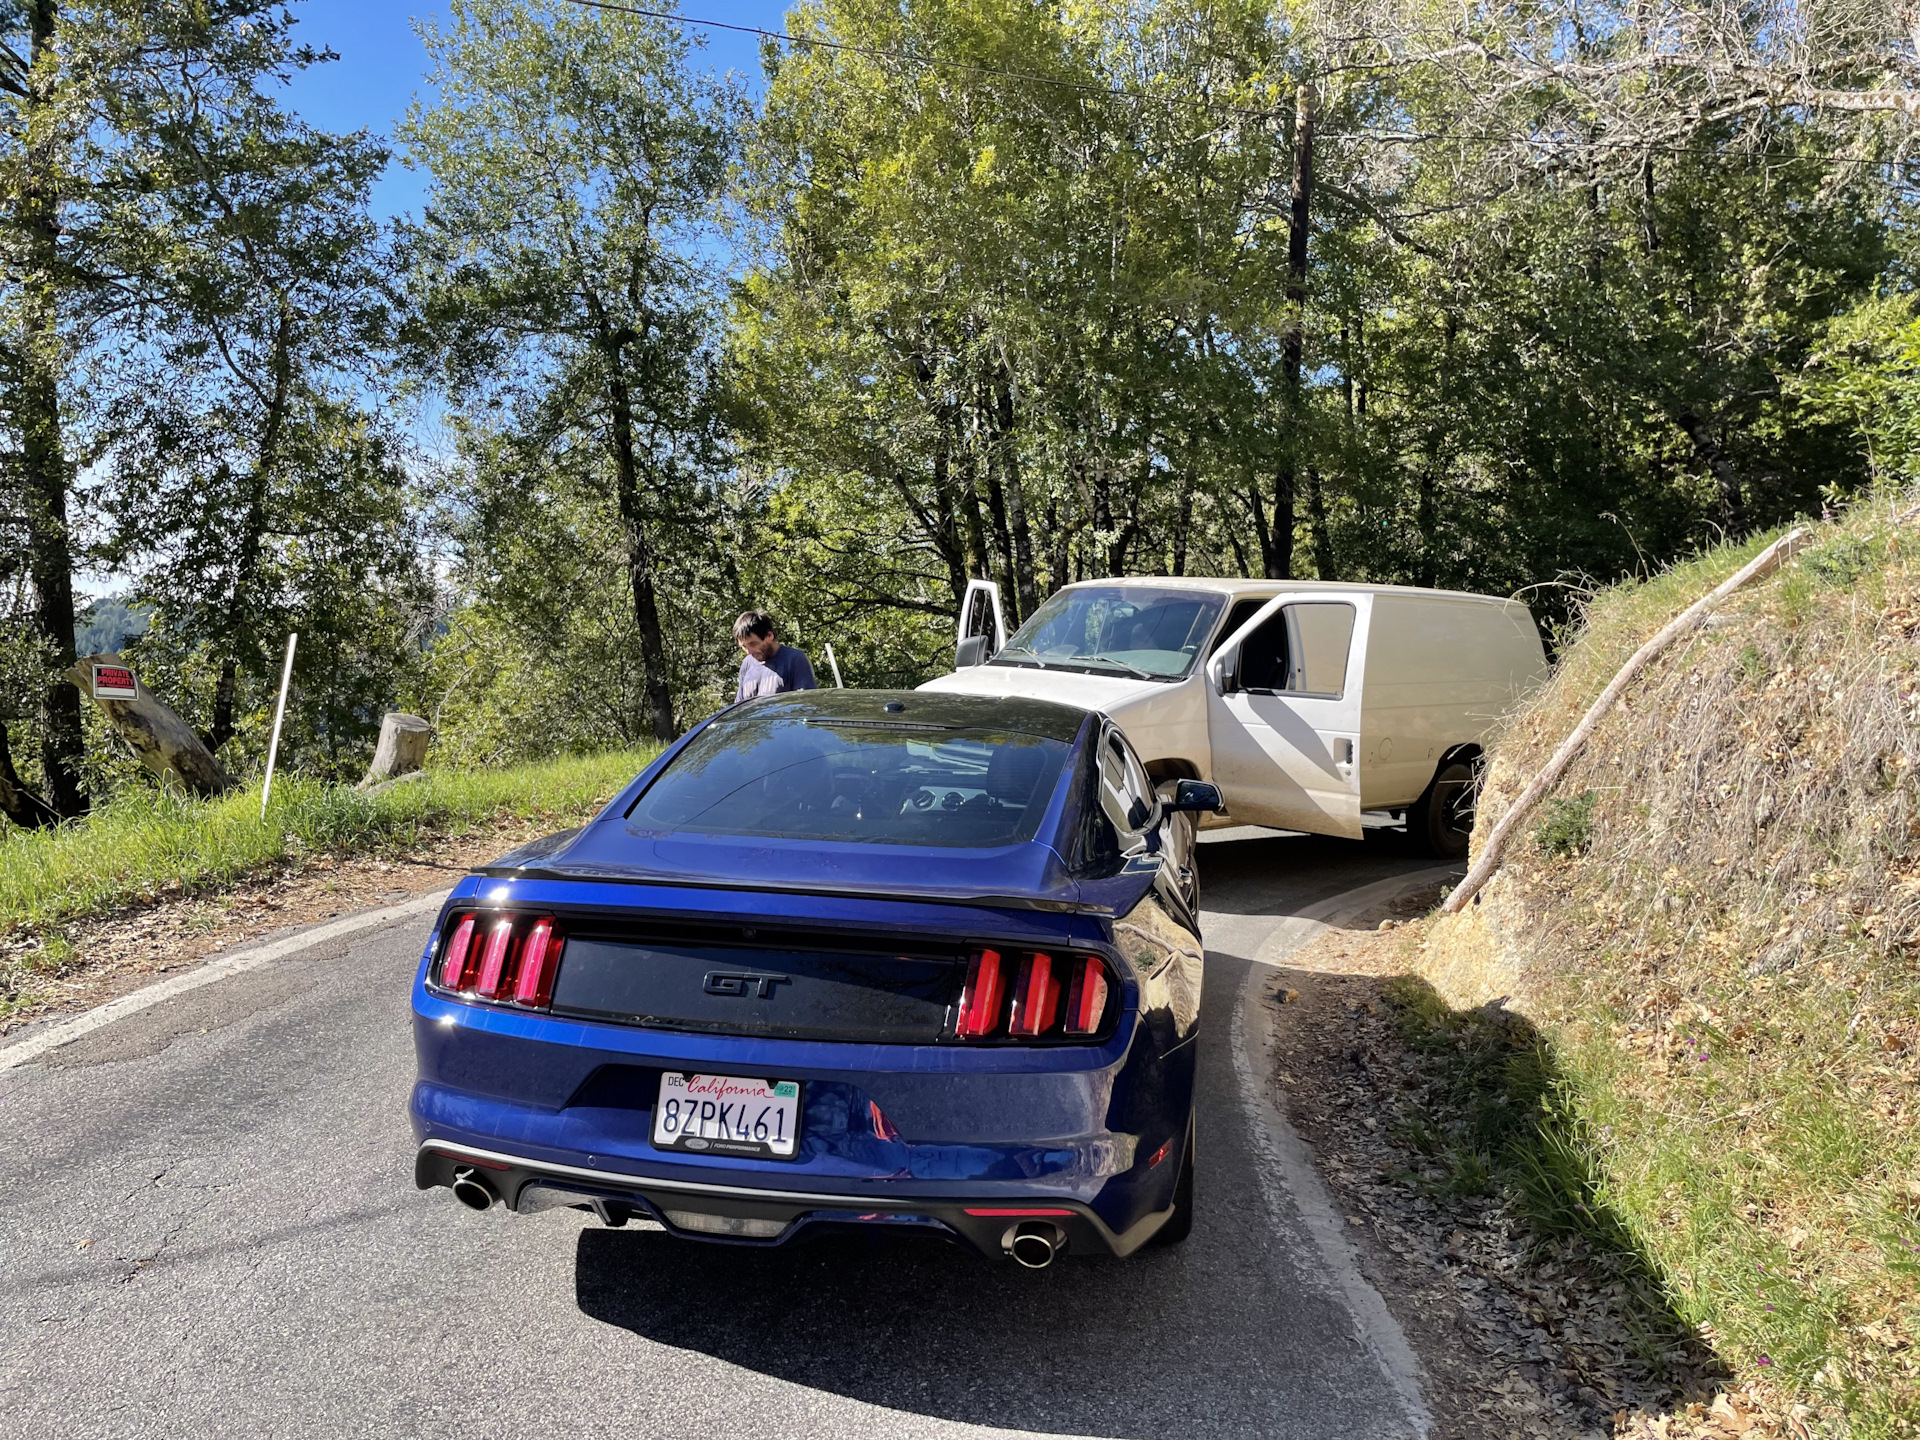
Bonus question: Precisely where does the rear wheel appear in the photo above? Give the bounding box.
[1148,1124,1196,1248]
[1411,760,1477,859]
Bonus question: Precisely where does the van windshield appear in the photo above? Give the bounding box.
[993,586,1225,680]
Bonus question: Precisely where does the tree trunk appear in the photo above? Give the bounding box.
[1416,463,1439,587]
[19,0,85,820]
[1172,470,1193,576]
[1267,83,1316,582]
[1307,468,1336,580]
[67,654,231,797]
[1046,492,1069,599]
[975,389,1019,619]
[360,711,432,787]
[930,429,970,612]
[604,341,677,742]
[209,305,293,753]
[991,368,1037,622]
[0,718,59,828]
[1678,409,1745,529]
[957,442,990,580]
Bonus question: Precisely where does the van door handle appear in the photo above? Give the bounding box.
[1334,738,1355,773]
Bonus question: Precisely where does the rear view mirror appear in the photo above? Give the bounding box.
[1166,779,1226,815]
[956,634,990,668]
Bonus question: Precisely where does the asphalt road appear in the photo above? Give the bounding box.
[1,830,1444,1440]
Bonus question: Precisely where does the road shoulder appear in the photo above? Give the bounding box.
[1264,886,1802,1440]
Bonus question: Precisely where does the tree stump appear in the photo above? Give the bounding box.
[66,653,232,798]
[362,712,432,788]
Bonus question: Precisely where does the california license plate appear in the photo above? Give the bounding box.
[652,1073,802,1159]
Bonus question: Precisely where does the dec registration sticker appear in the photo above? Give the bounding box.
[653,1073,801,1160]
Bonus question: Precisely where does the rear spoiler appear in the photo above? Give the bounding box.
[468,860,1107,915]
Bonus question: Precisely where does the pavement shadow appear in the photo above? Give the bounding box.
[573,1217,1383,1440]
[1195,824,1437,919]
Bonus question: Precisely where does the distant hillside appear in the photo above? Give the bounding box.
[73,598,149,656]
[1427,499,1920,1437]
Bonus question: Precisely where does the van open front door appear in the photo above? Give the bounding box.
[954,579,1006,669]
[1204,592,1369,838]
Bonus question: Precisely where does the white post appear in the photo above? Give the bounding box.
[261,632,298,819]
[824,642,845,688]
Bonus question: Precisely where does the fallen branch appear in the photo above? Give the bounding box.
[1442,526,1812,914]
[65,652,232,799]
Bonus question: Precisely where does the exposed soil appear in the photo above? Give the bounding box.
[1268,885,1820,1440]
[0,817,553,1039]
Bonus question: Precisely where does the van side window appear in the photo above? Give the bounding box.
[1236,603,1356,697]
[1208,598,1269,657]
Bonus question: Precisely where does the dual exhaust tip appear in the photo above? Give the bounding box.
[1002,1220,1066,1269]
[453,1166,1066,1267]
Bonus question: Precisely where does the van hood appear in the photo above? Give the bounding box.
[918,663,1170,712]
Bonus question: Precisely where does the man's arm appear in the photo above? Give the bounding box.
[788,650,818,691]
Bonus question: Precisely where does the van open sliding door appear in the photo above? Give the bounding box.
[1204,593,1369,838]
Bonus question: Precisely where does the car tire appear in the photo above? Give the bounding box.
[1148,1124,1196,1248]
[1411,760,1477,859]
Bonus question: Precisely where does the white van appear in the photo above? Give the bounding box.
[920,577,1547,857]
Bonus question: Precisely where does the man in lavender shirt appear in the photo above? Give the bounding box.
[733,610,818,703]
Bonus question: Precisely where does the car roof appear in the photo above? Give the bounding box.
[1057,576,1520,607]
[727,688,1091,743]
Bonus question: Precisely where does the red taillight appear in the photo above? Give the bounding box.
[474,918,516,998]
[954,949,1112,1041]
[1064,956,1110,1036]
[957,949,1007,1038]
[434,911,564,1011]
[512,917,564,1009]
[1008,952,1062,1037]
[437,913,477,989]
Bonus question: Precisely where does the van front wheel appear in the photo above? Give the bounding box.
[1411,761,1477,859]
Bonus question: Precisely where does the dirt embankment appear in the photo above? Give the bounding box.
[1411,506,1920,1437]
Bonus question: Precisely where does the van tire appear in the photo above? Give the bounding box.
[1411,761,1477,859]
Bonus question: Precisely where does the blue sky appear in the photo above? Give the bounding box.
[282,0,791,218]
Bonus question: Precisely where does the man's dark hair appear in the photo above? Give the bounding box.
[733,610,776,642]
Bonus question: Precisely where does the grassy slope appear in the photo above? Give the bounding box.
[0,749,657,936]
[1430,500,1920,1436]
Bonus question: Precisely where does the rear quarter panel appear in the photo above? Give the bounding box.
[1359,595,1548,808]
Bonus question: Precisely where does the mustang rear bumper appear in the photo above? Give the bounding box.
[416,1139,1174,1260]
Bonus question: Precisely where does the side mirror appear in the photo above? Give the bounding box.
[956,634,991,669]
[1166,779,1226,815]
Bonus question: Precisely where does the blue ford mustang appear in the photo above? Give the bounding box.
[410,689,1220,1267]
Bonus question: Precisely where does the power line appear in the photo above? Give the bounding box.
[560,0,1902,164]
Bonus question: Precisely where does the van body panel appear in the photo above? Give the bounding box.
[1358,594,1549,809]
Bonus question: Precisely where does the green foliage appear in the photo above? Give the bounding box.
[0,749,654,938]
[1534,790,1598,858]
[398,0,741,743]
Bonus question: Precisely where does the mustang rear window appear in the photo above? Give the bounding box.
[627,715,1071,848]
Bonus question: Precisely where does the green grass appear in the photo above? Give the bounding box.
[1437,492,1920,1433]
[0,748,657,936]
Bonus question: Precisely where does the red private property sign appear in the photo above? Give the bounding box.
[91,664,139,700]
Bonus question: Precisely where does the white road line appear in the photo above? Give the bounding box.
[0,889,451,1072]
[1230,864,1462,1440]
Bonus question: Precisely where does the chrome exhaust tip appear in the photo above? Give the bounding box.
[450,1167,496,1211]
[1004,1221,1065,1269]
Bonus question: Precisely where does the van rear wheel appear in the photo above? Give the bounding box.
[1412,761,1477,859]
